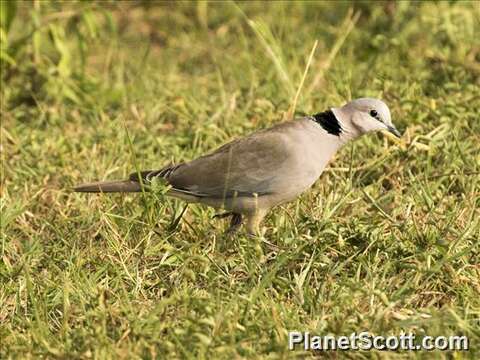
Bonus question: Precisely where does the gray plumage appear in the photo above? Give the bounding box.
[75,98,400,235]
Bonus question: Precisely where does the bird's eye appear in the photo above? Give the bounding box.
[370,110,379,119]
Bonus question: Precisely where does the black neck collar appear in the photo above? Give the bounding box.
[311,109,342,136]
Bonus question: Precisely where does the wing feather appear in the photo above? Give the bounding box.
[163,123,298,198]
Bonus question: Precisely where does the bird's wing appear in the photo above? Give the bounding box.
[158,122,300,198]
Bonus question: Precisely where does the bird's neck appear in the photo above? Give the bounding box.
[331,107,362,143]
[310,109,342,136]
[310,107,361,144]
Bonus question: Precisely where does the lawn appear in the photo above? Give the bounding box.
[1,1,479,358]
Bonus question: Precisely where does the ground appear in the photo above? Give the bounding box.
[1,1,479,358]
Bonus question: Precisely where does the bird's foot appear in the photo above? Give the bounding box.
[214,213,243,251]
[225,213,242,236]
[213,212,234,219]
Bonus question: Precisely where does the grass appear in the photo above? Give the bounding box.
[1,1,479,358]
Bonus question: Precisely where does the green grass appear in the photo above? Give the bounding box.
[1,1,479,358]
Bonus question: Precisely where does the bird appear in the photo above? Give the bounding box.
[74,98,400,236]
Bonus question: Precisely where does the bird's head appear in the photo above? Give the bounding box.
[337,98,400,139]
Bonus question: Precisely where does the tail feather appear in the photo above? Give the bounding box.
[74,180,144,193]
[74,164,179,193]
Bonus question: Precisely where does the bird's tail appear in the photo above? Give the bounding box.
[74,180,144,193]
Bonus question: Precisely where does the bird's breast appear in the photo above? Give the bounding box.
[278,124,342,195]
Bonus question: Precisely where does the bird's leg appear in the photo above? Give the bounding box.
[245,209,267,237]
[167,204,189,232]
[216,213,242,251]
[226,213,243,235]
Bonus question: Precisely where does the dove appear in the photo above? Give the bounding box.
[74,98,400,235]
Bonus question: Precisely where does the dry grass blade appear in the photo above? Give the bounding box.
[286,40,318,120]
[306,9,360,95]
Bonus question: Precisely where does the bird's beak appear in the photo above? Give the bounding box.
[387,125,401,138]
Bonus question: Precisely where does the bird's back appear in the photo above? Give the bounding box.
[162,118,341,205]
